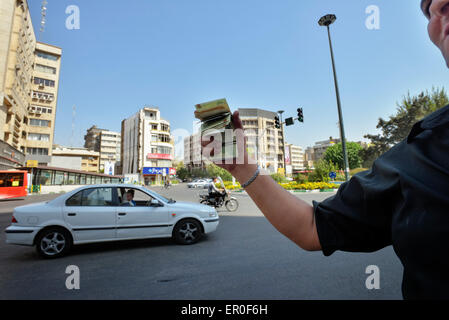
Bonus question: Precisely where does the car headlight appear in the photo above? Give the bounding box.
[209,211,217,217]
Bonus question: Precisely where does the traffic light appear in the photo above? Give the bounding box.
[274,116,281,129]
[297,108,304,123]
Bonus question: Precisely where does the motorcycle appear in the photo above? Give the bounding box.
[199,191,239,212]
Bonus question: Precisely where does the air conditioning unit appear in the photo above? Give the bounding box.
[38,83,45,88]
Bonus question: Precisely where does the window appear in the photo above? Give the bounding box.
[30,105,53,114]
[28,133,50,142]
[34,77,55,87]
[66,191,82,206]
[157,146,171,154]
[30,119,50,127]
[35,64,56,74]
[66,188,114,207]
[35,170,52,186]
[158,134,170,143]
[151,134,158,142]
[151,124,158,130]
[36,50,58,61]
[118,188,154,207]
[161,124,169,132]
[27,147,49,155]
[0,173,24,187]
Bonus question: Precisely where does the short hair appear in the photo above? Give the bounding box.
[127,189,134,196]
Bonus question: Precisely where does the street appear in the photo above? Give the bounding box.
[0,184,403,300]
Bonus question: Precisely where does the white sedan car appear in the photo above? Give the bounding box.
[5,184,219,258]
[187,179,210,189]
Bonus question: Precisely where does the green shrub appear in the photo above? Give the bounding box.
[270,173,288,183]
[308,160,337,182]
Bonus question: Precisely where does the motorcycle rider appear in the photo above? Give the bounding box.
[208,177,225,205]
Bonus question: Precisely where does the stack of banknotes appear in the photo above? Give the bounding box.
[194,98,238,161]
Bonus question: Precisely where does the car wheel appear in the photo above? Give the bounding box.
[173,219,203,245]
[35,227,72,259]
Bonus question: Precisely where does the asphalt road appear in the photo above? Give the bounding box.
[0,184,403,299]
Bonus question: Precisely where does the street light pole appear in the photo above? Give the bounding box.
[319,14,350,182]
[277,110,287,175]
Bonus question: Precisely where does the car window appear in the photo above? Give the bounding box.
[66,190,82,206]
[82,188,114,206]
[66,188,115,207]
[119,188,154,207]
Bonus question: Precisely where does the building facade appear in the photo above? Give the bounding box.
[84,126,121,173]
[51,146,100,173]
[183,133,206,170]
[121,107,175,185]
[0,0,61,167]
[238,108,286,174]
[286,144,305,173]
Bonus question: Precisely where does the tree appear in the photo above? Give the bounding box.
[362,87,448,167]
[308,159,337,182]
[323,142,363,170]
[206,163,233,181]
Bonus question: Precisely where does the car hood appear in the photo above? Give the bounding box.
[166,201,214,213]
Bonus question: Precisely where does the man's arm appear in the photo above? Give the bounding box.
[204,111,322,251]
[230,163,321,251]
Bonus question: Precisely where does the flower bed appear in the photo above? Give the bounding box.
[219,181,338,191]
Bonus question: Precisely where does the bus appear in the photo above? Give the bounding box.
[0,171,28,200]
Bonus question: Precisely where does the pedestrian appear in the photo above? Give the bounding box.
[202,0,449,299]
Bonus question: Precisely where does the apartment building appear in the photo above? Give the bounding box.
[27,42,62,164]
[286,144,305,173]
[121,107,175,185]
[0,0,61,167]
[84,126,121,173]
[51,146,100,173]
[304,136,341,168]
[183,133,206,170]
[238,108,285,174]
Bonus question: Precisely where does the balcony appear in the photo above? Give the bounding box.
[31,91,54,102]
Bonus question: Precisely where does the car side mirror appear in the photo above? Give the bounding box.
[150,199,163,207]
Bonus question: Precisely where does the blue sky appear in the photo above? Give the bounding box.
[29,0,448,151]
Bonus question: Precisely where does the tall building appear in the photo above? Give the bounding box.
[0,0,61,167]
[121,107,175,185]
[84,126,121,173]
[184,133,206,170]
[238,108,286,174]
[286,144,305,173]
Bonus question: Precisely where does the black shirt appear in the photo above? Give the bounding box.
[313,104,449,299]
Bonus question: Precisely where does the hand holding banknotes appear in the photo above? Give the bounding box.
[197,99,321,253]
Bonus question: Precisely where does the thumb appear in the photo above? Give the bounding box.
[232,111,244,130]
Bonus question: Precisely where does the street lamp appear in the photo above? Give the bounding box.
[318,14,350,182]
[277,110,287,175]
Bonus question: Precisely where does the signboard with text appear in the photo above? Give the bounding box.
[146,153,173,160]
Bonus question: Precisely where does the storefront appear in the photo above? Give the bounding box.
[142,167,176,185]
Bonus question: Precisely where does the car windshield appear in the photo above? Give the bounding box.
[145,188,175,203]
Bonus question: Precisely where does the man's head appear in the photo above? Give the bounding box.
[126,190,134,202]
[421,0,449,66]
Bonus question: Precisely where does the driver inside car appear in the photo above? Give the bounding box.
[121,189,136,207]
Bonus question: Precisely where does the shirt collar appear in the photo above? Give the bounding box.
[407,104,449,143]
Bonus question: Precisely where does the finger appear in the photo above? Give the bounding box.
[232,111,244,130]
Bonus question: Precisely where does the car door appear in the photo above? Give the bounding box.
[116,187,169,240]
[63,187,118,242]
